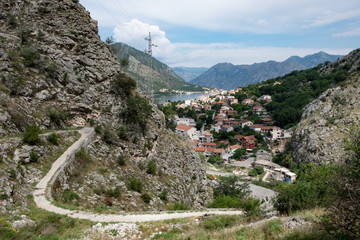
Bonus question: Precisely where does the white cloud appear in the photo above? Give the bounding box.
[333,27,360,37]
[81,0,360,34]
[113,19,351,67]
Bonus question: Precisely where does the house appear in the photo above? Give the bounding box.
[242,98,255,105]
[261,118,273,125]
[211,122,222,132]
[252,105,266,115]
[259,95,272,101]
[227,110,238,116]
[227,144,241,154]
[202,142,217,147]
[241,135,255,142]
[234,134,243,142]
[250,124,262,132]
[242,140,255,150]
[239,119,253,128]
[198,132,214,143]
[193,140,199,146]
[175,124,197,140]
[194,147,206,152]
[175,117,196,127]
[221,125,233,132]
[260,126,282,140]
[219,139,230,146]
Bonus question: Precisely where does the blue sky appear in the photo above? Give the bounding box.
[80,0,359,67]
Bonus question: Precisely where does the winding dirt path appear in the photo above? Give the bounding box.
[33,127,243,223]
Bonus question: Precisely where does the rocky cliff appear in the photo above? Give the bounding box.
[291,49,360,164]
[0,0,211,213]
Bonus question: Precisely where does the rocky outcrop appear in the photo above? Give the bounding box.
[0,0,211,213]
[292,49,360,164]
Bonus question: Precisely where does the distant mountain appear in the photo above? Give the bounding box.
[190,52,343,90]
[172,67,208,82]
[112,43,204,93]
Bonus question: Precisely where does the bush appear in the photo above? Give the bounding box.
[47,133,58,145]
[120,95,152,133]
[20,47,41,67]
[117,125,127,140]
[117,155,127,166]
[141,193,151,203]
[168,201,190,211]
[62,189,79,203]
[128,177,143,193]
[146,159,156,175]
[159,189,168,202]
[105,187,121,198]
[202,215,238,230]
[213,176,249,198]
[49,109,68,126]
[111,73,136,96]
[243,197,261,217]
[102,127,116,144]
[29,151,39,163]
[23,124,41,145]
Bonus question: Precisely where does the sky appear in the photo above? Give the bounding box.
[79,0,360,68]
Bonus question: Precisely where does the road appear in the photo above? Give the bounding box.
[33,127,244,223]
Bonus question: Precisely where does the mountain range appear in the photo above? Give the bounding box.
[172,67,208,82]
[112,43,204,93]
[190,52,343,90]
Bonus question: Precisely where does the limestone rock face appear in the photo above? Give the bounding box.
[292,50,360,164]
[0,0,211,212]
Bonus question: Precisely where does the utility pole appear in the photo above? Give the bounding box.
[144,32,157,101]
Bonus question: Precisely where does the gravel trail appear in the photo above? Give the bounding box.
[33,128,244,223]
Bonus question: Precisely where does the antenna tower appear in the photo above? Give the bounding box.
[144,32,157,101]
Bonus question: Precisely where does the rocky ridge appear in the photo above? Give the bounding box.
[292,49,360,164]
[0,0,211,214]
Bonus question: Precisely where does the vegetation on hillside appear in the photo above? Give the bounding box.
[235,61,351,128]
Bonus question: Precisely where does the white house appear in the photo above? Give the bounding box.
[175,124,197,140]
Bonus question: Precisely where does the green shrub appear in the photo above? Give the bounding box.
[8,169,16,179]
[128,177,143,193]
[47,133,59,145]
[159,189,168,202]
[29,151,39,163]
[111,73,136,96]
[141,193,151,203]
[117,125,127,140]
[94,124,102,134]
[102,127,116,144]
[202,215,238,230]
[23,124,41,145]
[146,159,157,175]
[117,155,127,166]
[105,187,121,198]
[62,189,79,203]
[168,201,190,211]
[20,47,41,67]
[49,109,68,126]
[120,95,152,133]
[243,197,261,217]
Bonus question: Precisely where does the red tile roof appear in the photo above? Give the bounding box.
[176,124,193,131]
[194,147,205,152]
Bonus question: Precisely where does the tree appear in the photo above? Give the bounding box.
[232,147,247,160]
[213,176,249,198]
[323,128,360,239]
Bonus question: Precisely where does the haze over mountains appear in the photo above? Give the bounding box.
[189,52,343,90]
[172,67,208,82]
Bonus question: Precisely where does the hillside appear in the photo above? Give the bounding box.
[191,52,343,90]
[291,49,360,164]
[112,42,204,93]
[172,67,208,82]
[0,0,211,222]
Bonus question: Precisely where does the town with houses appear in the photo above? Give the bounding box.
[165,88,297,183]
